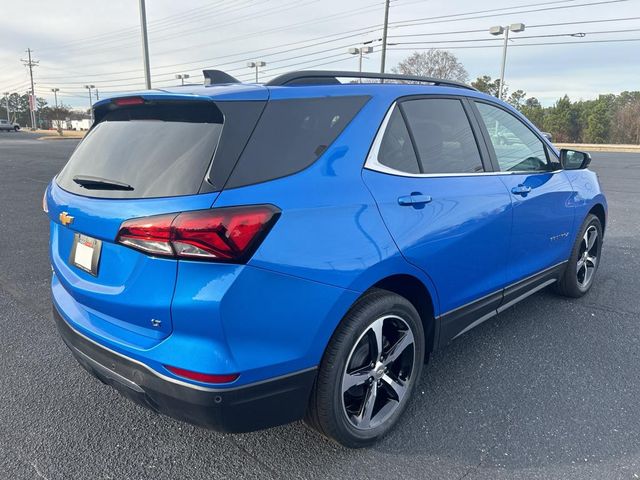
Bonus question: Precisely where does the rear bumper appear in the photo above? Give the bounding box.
[53,305,317,433]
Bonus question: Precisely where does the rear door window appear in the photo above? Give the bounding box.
[56,101,224,199]
[226,96,369,188]
[401,98,484,174]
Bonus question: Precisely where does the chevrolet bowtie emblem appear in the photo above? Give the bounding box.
[59,211,74,226]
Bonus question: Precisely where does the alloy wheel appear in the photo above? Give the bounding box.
[577,225,599,288]
[341,315,416,430]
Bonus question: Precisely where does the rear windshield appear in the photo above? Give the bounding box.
[56,102,223,199]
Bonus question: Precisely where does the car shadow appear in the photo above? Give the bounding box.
[206,271,639,477]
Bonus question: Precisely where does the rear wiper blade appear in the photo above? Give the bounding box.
[72,175,134,191]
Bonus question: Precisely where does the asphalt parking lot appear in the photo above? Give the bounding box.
[1,131,638,480]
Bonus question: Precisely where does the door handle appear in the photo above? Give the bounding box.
[398,193,433,206]
[511,185,532,196]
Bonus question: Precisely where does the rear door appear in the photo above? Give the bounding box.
[362,96,513,343]
[471,100,575,290]
[48,97,262,342]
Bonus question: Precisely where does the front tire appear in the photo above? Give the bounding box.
[305,289,424,448]
[556,214,602,298]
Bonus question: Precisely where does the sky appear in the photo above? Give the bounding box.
[0,0,638,109]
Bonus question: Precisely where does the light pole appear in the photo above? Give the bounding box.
[348,46,374,76]
[84,85,95,123]
[175,74,190,85]
[247,61,266,83]
[489,23,525,100]
[3,92,9,122]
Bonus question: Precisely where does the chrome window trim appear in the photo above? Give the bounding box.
[364,100,562,178]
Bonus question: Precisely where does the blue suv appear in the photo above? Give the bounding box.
[45,70,607,448]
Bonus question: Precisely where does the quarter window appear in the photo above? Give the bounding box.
[227,96,369,188]
[402,98,484,174]
[376,106,420,174]
[475,102,549,172]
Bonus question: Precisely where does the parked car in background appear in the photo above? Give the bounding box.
[0,119,20,132]
[44,70,607,448]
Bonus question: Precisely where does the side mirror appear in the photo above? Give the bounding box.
[560,149,591,170]
[541,132,553,142]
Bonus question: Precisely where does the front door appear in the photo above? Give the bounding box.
[472,100,575,287]
[363,97,513,343]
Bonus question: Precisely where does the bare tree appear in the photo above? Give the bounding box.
[392,49,469,82]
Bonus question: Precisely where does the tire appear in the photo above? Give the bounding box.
[556,214,602,298]
[14,126,19,132]
[304,289,425,448]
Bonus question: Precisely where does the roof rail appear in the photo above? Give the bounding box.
[265,70,476,90]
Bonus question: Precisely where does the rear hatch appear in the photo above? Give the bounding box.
[48,93,265,344]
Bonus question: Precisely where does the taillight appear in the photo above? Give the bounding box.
[116,205,279,263]
[164,365,239,384]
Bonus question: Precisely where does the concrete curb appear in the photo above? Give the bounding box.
[38,136,84,141]
[555,143,640,153]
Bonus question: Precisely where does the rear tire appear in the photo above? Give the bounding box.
[14,126,19,132]
[304,289,424,448]
[556,214,602,298]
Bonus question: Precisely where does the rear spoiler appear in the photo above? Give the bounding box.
[203,70,240,86]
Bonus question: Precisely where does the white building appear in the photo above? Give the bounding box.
[70,119,92,131]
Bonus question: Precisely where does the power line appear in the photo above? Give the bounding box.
[34,18,382,81]
[390,0,629,29]
[42,0,317,57]
[528,15,640,29]
[35,0,248,52]
[35,26,384,86]
[389,0,578,26]
[30,0,586,81]
[391,27,640,45]
[389,17,640,39]
[389,37,640,50]
[11,0,636,99]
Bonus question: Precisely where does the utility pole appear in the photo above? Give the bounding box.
[3,93,9,122]
[138,0,152,89]
[84,85,95,123]
[95,89,99,101]
[51,88,60,132]
[380,0,390,74]
[51,88,59,110]
[21,48,39,129]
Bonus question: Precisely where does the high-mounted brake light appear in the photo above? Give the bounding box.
[112,96,145,106]
[165,365,239,384]
[116,205,279,263]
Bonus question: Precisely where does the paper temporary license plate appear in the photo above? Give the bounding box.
[69,233,102,276]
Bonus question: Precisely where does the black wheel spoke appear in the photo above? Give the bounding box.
[341,315,415,431]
